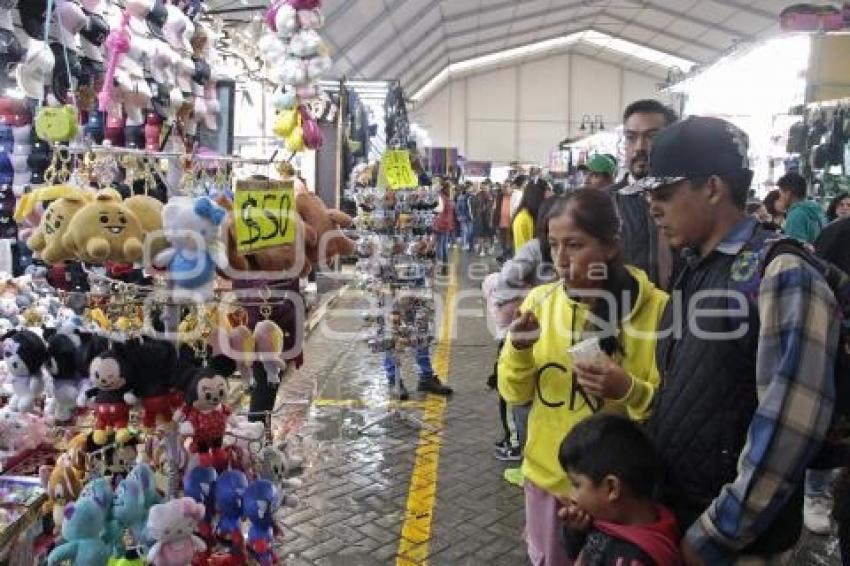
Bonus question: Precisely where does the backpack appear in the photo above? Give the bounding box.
[733,232,850,469]
[456,194,470,221]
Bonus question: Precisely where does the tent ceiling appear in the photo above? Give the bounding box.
[209,0,791,97]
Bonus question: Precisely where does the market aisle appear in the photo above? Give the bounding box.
[272,252,525,565]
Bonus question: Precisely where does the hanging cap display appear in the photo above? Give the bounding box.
[16,41,55,100]
[0,29,25,74]
[50,42,82,104]
[57,0,89,36]
[80,10,110,46]
[163,4,191,52]
[18,0,51,40]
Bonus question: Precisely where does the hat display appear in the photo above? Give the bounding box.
[80,10,110,46]
[50,42,82,104]
[18,0,50,40]
[621,116,753,195]
[0,28,24,74]
[16,41,55,100]
[163,4,191,52]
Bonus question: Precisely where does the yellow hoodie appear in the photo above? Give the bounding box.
[498,266,668,497]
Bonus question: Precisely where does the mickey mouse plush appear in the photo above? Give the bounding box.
[83,347,137,445]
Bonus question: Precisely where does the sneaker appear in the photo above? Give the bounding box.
[804,495,833,535]
[493,439,512,451]
[494,446,522,462]
[418,376,453,396]
[503,467,524,487]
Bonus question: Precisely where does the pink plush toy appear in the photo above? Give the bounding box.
[98,12,131,113]
[146,497,207,566]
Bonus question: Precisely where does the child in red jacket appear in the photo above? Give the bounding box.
[559,414,682,566]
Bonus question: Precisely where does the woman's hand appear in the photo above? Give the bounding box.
[509,311,540,349]
[573,354,633,400]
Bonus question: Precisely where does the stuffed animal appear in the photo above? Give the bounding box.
[0,295,20,326]
[0,407,48,455]
[47,498,110,566]
[295,191,355,267]
[183,465,217,545]
[126,338,182,430]
[108,439,140,480]
[146,497,207,566]
[63,189,145,263]
[153,196,226,299]
[123,194,167,258]
[127,461,161,510]
[243,479,280,566]
[214,469,248,553]
[253,319,286,385]
[26,194,89,264]
[2,328,47,412]
[83,348,137,445]
[222,414,265,471]
[257,446,301,508]
[44,330,84,422]
[40,455,83,534]
[209,320,256,387]
[174,355,236,470]
[79,477,114,514]
[106,477,148,557]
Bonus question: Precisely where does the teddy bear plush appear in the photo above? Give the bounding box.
[146,497,207,566]
[39,454,82,534]
[27,194,90,264]
[295,190,355,267]
[47,498,110,566]
[63,189,145,264]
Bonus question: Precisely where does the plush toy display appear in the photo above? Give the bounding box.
[46,498,111,566]
[126,338,182,430]
[83,348,137,445]
[44,330,84,423]
[243,479,280,566]
[2,328,47,412]
[124,194,167,257]
[295,190,355,267]
[39,455,83,534]
[127,461,162,510]
[257,446,301,508]
[79,476,115,515]
[154,196,226,298]
[0,406,48,456]
[146,497,207,566]
[63,189,145,264]
[183,465,217,545]
[26,194,90,264]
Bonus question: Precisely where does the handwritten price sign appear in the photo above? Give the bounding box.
[382,150,419,189]
[234,180,296,254]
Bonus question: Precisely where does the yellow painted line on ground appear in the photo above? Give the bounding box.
[397,251,459,565]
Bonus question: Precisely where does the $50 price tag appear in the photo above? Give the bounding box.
[234,181,296,254]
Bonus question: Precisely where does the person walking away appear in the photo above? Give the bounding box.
[559,414,683,565]
[455,186,474,251]
[630,116,840,564]
[472,183,495,256]
[583,154,618,190]
[776,171,827,243]
[498,189,668,565]
[493,183,514,261]
[827,191,850,222]
[511,178,550,252]
[433,180,456,273]
[609,99,679,288]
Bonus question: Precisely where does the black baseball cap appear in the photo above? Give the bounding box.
[620,116,753,195]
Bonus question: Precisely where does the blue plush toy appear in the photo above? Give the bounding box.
[79,477,114,518]
[47,498,110,566]
[243,479,279,566]
[183,465,217,544]
[127,462,161,510]
[107,477,148,557]
[214,469,248,548]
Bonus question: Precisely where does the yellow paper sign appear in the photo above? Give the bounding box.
[234,180,296,254]
[382,150,419,189]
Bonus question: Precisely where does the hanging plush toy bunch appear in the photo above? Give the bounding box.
[260,0,330,153]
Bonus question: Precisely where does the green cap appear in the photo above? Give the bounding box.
[586,154,617,176]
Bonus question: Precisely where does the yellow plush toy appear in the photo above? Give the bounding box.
[26,194,90,263]
[124,194,166,257]
[63,189,145,263]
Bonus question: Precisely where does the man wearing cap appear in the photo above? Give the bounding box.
[609,100,679,288]
[633,116,839,564]
[582,154,617,190]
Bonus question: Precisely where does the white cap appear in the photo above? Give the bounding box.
[16,41,54,100]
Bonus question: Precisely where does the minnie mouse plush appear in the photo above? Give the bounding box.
[2,329,48,413]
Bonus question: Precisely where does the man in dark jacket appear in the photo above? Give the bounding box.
[609,100,678,288]
[631,117,839,564]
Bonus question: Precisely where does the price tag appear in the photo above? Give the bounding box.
[233,180,296,254]
[382,150,419,189]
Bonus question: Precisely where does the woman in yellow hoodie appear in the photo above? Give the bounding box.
[498,188,668,566]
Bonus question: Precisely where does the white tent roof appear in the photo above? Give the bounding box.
[209,0,791,97]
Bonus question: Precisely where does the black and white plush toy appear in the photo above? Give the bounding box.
[2,329,48,413]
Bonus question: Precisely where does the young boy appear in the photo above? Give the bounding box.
[558,414,682,566]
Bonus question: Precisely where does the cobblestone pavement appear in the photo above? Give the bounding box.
[271,251,841,565]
